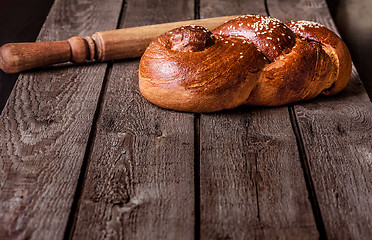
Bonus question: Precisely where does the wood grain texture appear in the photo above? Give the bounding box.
[0,0,123,239]
[199,1,318,239]
[200,0,266,18]
[268,0,372,238]
[71,0,196,239]
[200,108,319,239]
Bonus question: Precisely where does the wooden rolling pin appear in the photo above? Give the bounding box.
[0,15,237,74]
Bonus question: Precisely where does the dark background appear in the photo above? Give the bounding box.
[0,0,371,113]
[0,0,54,112]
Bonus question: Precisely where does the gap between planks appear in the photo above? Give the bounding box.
[288,106,327,239]
[264,0,328,237]
[63,0,330,239]
[63,62,114,240]
[194,2,201,240]
[63,1,128,239]
[194,113,201,240]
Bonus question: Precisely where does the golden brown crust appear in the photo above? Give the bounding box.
[139,15,352,112]
[284,20,352,95]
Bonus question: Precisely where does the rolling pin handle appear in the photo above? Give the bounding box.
[0,15,237,73]
[0,36,98,73]
[67,36,96,63]
[0,40,71,73]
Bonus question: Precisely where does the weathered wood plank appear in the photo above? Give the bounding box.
[70,0,195,239]
[268,0,372,239]
[199,109,320,239]
[200,0,265,17]
[199,1,318,239]
[0,0,123,239]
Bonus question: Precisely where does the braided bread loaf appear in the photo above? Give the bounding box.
[139,15,352,112]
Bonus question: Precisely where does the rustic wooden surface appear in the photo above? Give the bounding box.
[70,0,196,239]
[0,0,123,238]
[199,1,318,239]
[0,0,371,239]
[269,0,372,239]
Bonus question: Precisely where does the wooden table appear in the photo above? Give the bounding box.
[1,0,371,239]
